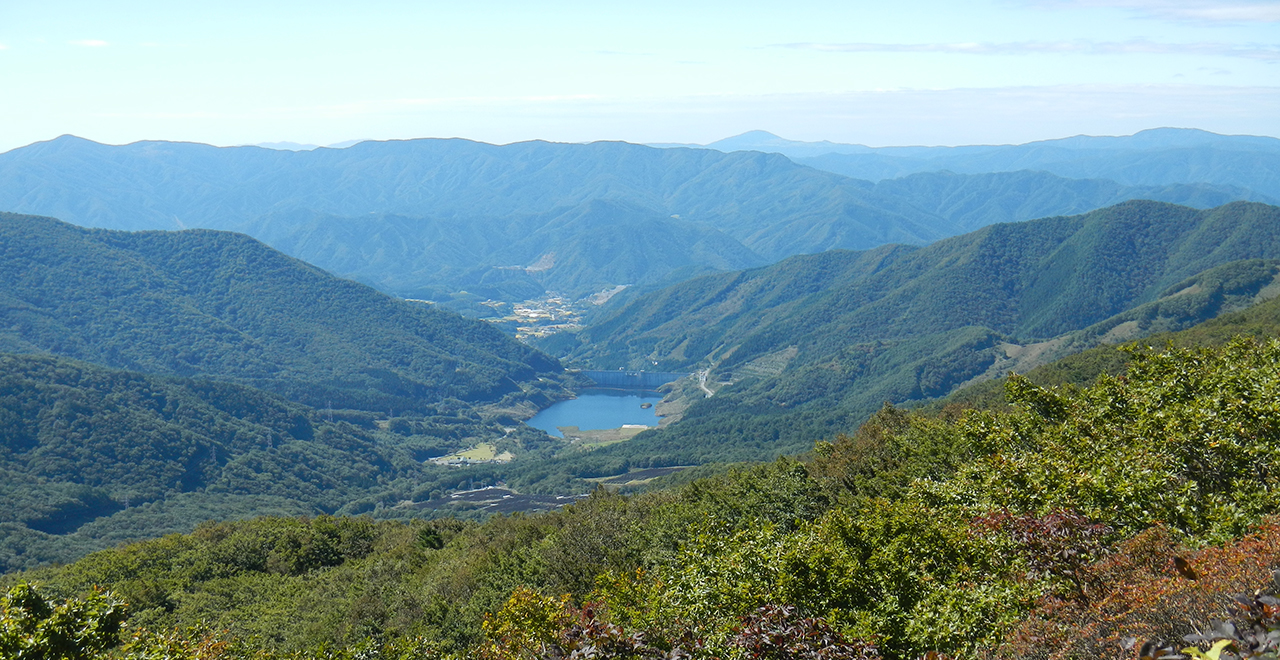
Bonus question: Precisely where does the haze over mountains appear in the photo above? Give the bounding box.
[6,197,1275,531]
[673,128,1280,198]
[4,129,1278,474]
[1,130,1273,307]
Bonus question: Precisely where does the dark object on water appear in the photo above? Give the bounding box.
[640,402,653,409]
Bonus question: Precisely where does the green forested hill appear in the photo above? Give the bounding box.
[0,351,565,573]
[930,272,1280,413]
[0,352,370,570]
[0,212,561,412]
[569,201,1280,370]
[540,201,1280,473]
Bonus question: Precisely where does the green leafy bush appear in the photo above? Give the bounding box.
[0,582,126,660]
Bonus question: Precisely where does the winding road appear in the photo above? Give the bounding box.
[698,369,714,397]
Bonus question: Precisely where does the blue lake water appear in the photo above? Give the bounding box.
[527,389,664,438]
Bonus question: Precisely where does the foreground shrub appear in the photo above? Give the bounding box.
[1002,519,1280,659]
[731,604,880,660]
[0,582,127,660]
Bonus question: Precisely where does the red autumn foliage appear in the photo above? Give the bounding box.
[731,605,881,660]
[997,518,1280,660]
[972,509,1112,594]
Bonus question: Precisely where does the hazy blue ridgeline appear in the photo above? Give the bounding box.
[0,131,1273,304]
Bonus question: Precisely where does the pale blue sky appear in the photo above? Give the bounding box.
[1,0,1277,151]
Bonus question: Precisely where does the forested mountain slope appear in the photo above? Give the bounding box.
[931,270,1280,413]
[0,212,561,412]
[0,353,386,571]
[541,201,1280,472]
[0,351,562,573]
[570,201,1280,370]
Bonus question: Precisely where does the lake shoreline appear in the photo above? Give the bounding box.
[526,388,665,438]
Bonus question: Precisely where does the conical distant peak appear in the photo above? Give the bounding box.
[46,134,102,147]
[1,134,104,157]
[711,130,787,144]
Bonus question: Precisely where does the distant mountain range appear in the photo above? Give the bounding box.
[662,128,1280,198]
[240,199,771,302]
[1,132,1272,306]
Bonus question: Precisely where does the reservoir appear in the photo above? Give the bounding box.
[527,389,664,438]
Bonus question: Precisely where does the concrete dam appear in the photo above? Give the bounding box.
[575,370,690,390]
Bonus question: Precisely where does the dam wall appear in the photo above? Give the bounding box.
[576,370,689,390]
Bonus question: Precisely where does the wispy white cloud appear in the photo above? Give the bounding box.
[1024,0,1280,23]
[0,44,8,51]
[779,39,1280,62]
[593,50,656,57]
[70,39,110,47]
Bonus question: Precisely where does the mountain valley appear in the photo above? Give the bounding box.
[537,201,1280,473]
[4,130,1280,659]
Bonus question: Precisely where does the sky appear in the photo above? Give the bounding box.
[0,0,1277,152]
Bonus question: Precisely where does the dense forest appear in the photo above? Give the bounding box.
[0,352,579,573]
[5,322,1280,658]
[568,201,1280,370]
[0,214,597,572]
[8,203,1280,578]
[533,202,1280,474]
[0,212,566,412]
